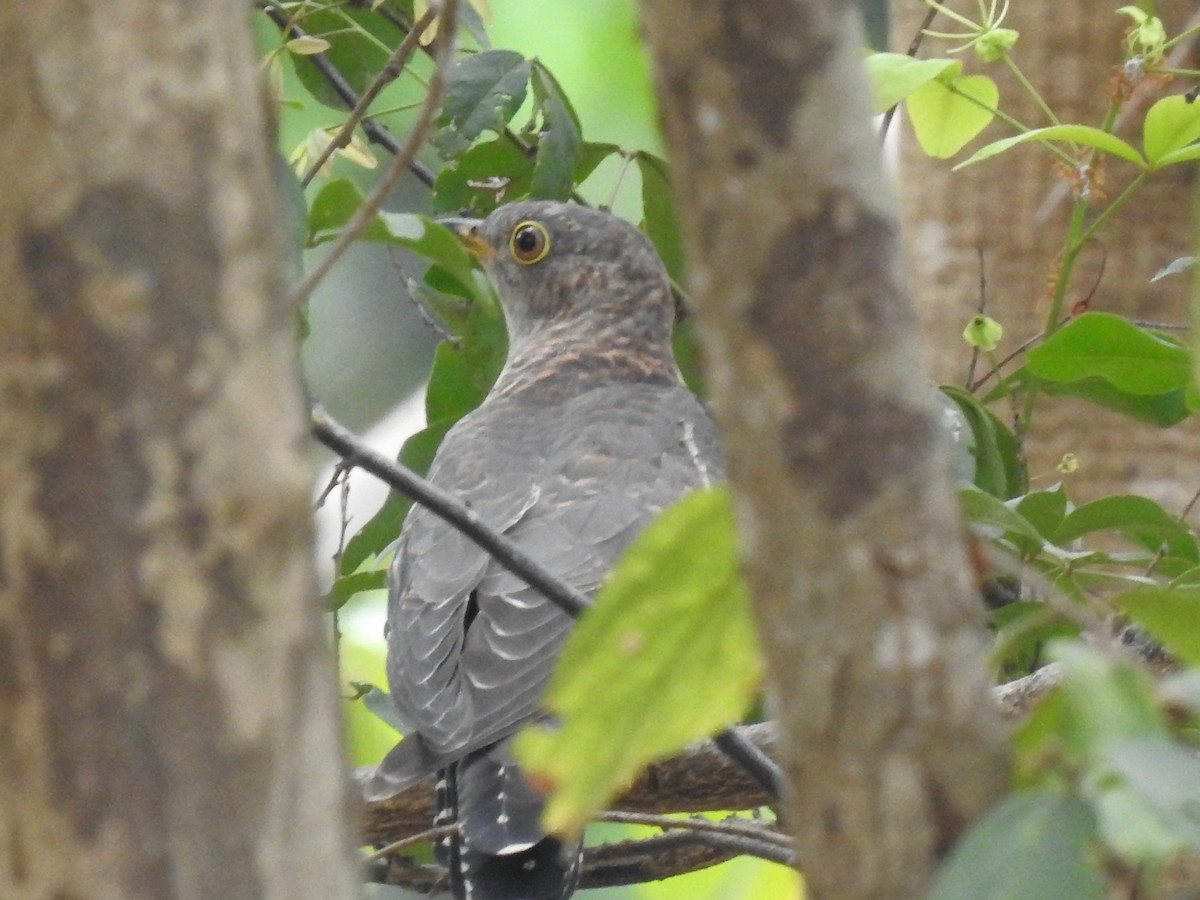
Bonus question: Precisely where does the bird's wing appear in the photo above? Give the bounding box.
[385,384,723,775]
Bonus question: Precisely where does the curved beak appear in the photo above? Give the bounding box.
[438,216,492,260]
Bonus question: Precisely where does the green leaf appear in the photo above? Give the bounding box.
[635,151,685,283]
[928,791,1103,900]
[1054,495,1198,562]
[955,125,1146,170]
[863,53,959,114]
[433,49,531,158]
[1026,313,1191,395]
[575,142,622,184]
[1015,485,1068,538]
[1114,586,1200,665]
[1052,641,1168,755]
[940,386,1025,497]
[328,568,387,610]
[906,74,997,159]
[529,62,583,199]
[286,8,404,109]
[514,487,761,835]
[1152,142,1200,167]
[958,484,1045,549]
[1030,373,1191,427]
[307,177,391,244]
[1143,94,1200,164]
[1104,738,1200,858]
[432,138,535,215]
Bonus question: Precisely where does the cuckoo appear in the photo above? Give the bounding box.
[373,200,724,900]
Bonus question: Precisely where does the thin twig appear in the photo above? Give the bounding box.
[287,0,459,309]
[363,823,458,865]
[598,810,793,850]
[300,7,437,186]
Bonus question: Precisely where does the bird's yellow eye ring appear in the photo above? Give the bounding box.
[509,221,551,264]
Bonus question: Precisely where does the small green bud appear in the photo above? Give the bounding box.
[974,28,1019,62]
[963,314,1003,351]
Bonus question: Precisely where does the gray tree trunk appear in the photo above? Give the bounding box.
[637,2,1009,897]
[0,3,359,898]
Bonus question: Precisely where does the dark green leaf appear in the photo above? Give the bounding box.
[940,386,1025,497]
[432,138,535,215]
[529,62,582,199]
[635,151,685,283]
[1114,586,1200,665]
[575,142,622,184]
[1037,377,1190,427]
[308,177,391,244]
[928,791,1103,900]
[1053,495,1198,562]
[434,50,531,158]
[514,488,761,834]
[328,569,387,610]
[1015,485,1068,538]
[286,8,404,109]
[1026,313,1191,395]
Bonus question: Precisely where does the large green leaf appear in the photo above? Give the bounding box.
[1026,313,1191,395]
[928,791,1103,900]
[433,49,531,158]
[955,124,1145,170]
[906,73,997,159]
[1143,94,1200,165]
[1053,495,1198,561]
[528,62,583,199]
[514,487,761,835]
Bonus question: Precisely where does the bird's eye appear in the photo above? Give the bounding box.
[509,221,550,264]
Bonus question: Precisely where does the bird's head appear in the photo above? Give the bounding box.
[442,201,675,351]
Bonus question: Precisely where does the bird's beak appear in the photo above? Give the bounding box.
[439,216,492,260]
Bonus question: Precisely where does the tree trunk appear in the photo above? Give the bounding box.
[0,3,359,898]
[894,0,1200,519]
[638,2,1008,898]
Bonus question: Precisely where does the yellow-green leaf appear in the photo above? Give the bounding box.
[906,74,998,159]
[514,487,761,835]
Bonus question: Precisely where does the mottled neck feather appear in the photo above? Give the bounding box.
[493,318,678,402]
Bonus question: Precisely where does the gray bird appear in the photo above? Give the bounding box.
[374,200,723,900]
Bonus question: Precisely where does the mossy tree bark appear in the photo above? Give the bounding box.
[0,3,359,897]
[638,1,1009,897]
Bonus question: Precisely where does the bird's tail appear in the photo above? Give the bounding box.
[437,743,582,900]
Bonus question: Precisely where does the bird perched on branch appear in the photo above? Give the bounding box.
[372,200,723,900]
